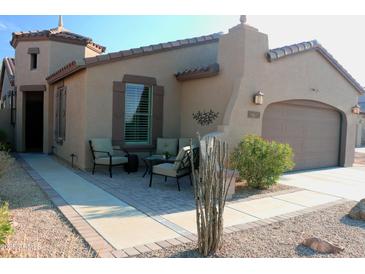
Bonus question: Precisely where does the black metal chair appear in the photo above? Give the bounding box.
[89,138,129,178]
[149,146,199,191]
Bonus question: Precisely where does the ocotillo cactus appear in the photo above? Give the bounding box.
[190,135,234,256]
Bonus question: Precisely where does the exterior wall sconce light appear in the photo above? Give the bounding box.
[352,104,361,115]
[253,91,264,105]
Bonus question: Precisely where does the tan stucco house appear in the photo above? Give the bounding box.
[0,16,363,171]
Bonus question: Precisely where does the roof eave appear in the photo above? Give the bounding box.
[267,41,365,95]
[10,32,106,53]
[315,47,365,95]
[84,34,221,68]
[46,60,86,84]
[47,32,222,84]
[175,63,220,81]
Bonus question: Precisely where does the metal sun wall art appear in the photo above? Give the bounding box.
[192,109,219,126]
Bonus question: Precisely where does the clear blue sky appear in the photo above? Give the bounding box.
[0,15,237,59]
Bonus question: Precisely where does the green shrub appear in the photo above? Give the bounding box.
[0,151,13,178]
[0,202,12,245]
[0,142,12,152]
[0,130,7,144]
[0,129,12,152]
[230,135,294,189]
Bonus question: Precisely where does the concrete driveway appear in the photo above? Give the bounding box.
[279,166,365,201]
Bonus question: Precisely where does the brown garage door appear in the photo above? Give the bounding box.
[262,100,341,171]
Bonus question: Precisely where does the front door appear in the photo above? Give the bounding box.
[25,92,44,152]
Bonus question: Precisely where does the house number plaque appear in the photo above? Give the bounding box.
[247,111,260,119]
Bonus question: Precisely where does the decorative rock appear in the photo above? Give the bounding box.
[302,237,344,254]
[348,199,365,220]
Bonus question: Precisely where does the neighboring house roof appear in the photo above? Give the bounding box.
[267,40,365,94]
[175,63,220,81]
[0,57,15,97]
[46,33,222,84]
[3,57,15,84]
[10,28,106,54]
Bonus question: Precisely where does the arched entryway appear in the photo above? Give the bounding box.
[262,100,344,171]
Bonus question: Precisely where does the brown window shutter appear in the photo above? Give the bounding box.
[61,87,67,140]
[55,89,60,139]
[152,85,164,145]
[112,81,125,146]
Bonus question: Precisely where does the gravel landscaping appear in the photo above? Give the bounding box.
[138,201,365,258]
[0,159,95,258]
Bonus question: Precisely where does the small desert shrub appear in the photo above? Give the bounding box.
[0,202,12,245]
[0,130,6,144]
[0,130,11,152]
[0,151,13,178]
[0,143,11,152]
[230,135,294,189]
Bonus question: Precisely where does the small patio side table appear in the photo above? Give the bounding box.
[142,155,175,177]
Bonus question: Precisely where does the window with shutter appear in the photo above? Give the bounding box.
[124,83,152,144]
[55,86,66,143]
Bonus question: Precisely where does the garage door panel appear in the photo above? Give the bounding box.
[262,101,340,171]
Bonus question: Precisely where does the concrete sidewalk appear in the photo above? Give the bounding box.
[20,153,345,255]
[279,166,365,201]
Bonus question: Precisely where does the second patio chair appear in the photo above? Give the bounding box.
[89,138,129,178]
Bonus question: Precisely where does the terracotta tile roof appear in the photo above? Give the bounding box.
[47,33,222,84]
[46,60,86,84]
[267,40,365,94]
[10,28,106,53]
[175,63,219,81]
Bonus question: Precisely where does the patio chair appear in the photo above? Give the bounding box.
[152,137,178,158]
[89,138,129,178]
[149,145,198,191]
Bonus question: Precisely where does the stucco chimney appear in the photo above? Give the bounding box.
[240,15,247,24]
[58,15,63,31]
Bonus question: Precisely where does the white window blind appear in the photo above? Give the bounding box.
[124,83,152,144]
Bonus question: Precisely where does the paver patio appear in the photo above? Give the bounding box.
[20,153,180,250]
[19,153,352,256]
